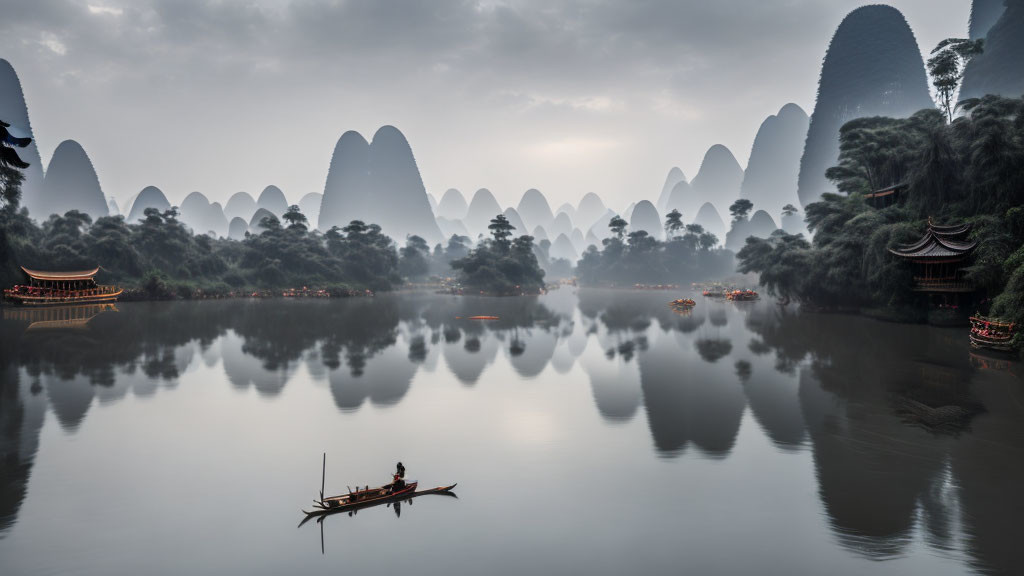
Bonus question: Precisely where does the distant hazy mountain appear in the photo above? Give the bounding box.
[107,197,120,216]
[465,188,503,238]
[319,126,442,243]
[39,140,108,221]
[180,192,211,231]
[961,1,1024,99]
[257,185,289,216]
[318,131,369,230]
[748,210,779,238]
[517,188,555,232]
[726,209,779,250]
[550,212,573,239]
[228,216,248,240]
[0,59,44,218]
[427,193,438,215]
[127,186,171,223]
[570,228,586,254]
[550,233,578,262]
[437,188,469,221]
[797,5,932,207]
[298,192,322,226]
[531,225,549,242]
[629,200,663,240]
[664,179,693,219]
[225,192,258,222]
[555,203,576,222]
[657,167,686,214]
[436,217,470,240]
[576,192,607,232]
[969,0,1006,40]
[587,209,617,241]
[502,207,527,235]
[584,229,601,250]
[693,202,727,244]
[248,207,277,234]
[180,191,228,237]
[741,104,809,219]
[690,145,743,218]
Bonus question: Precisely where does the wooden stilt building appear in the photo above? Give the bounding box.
[889,219,976,294]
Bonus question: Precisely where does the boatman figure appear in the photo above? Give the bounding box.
[392,462,406,491]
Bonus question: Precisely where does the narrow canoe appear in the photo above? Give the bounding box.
[301,483,457,519]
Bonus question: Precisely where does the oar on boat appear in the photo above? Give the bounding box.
[319,453,326,504]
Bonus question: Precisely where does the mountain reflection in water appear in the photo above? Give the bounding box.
[1,290,1022,575]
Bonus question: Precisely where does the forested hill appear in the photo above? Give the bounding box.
[737,95,1024,343]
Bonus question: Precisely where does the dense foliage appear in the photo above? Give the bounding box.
[738,95,1024,336]
[0,201,411,296]
[449,214,546,294]
[576,212,735,286]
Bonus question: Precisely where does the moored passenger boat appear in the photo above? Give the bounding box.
[3,267,122,306]
[969,315,1016,352]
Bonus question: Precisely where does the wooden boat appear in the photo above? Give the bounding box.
[301,454,456,521]
[302,482,458,519]
[969,315,1016,352]
[4,267,121,306]
[669,298,696,308]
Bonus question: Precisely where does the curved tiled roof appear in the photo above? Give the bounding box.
[21,266,100,281]
[890,221,975,259]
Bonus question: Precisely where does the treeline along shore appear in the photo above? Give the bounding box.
[737,95,1024,346]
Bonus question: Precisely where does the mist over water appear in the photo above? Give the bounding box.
[1,291,1021,575]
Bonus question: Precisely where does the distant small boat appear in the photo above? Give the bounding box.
[467,315,499,320]
[726,290,759,302]
[669,298,696,308]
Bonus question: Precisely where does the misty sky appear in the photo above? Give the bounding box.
[0,0,968,212]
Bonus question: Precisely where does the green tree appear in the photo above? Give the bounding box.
[282,205,308,231]
[927,38,984,123]
[608,215,628,239]
[665,209,684,238]
[399,235,430,279]
[444,234,471,262]
[729,199,754,222]
[0,119,31,210]
[782,204,799,218]
[488,214,514,251]
[697,231,718,251]
[736,231,812,303]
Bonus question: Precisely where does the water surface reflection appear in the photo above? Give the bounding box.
[1,291,1022,575]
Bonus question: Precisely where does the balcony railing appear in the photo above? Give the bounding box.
[911,278,973,292]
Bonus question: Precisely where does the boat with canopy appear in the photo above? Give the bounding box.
[3,267,122,306]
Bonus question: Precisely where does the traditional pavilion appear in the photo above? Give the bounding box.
[889,219,976,293]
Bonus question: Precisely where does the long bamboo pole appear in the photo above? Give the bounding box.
[320,453,326,502]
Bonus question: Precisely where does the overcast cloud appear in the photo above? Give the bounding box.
[0,0,969,211]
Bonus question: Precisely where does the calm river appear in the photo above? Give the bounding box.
[1,290,1022,575]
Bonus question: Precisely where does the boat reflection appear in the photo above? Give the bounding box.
[3,302,117,331]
